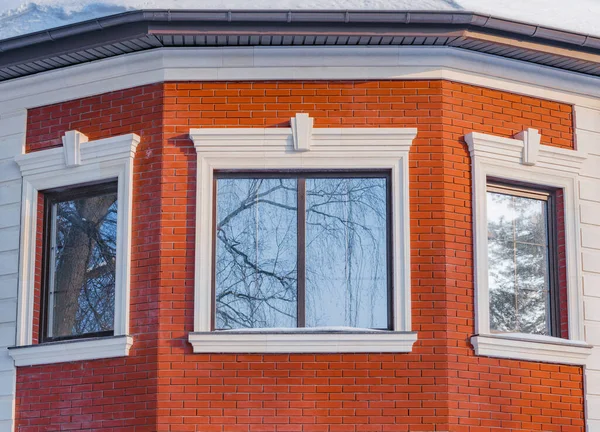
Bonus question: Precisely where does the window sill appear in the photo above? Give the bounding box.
[8,335,133,366]
[471,333,592,365]
[188,328,418,353]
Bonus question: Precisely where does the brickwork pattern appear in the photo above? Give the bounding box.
[15,80,581,432]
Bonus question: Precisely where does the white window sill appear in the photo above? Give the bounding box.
[8,335,133,366]
[471,333,592,365]
[188,328,418,353]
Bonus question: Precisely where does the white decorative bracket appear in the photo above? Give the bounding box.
[290,113,313,152]
[61,130,88,167]
[515,128,541,166]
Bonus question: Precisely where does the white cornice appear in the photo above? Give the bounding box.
[3,47,600,116]
[8,336,133,367]
[465,131,587,174]
[189,331,418,354]
[471,334,591,366]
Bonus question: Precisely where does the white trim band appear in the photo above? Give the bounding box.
[471,334,591,365]
[189,330,418,353]
[8,336,134,367]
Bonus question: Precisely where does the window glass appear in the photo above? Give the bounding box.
[215,178,298,329]
[486,188,551,335]
[305,177,388,328]
[214,173,391,330]
[47,187,118,339]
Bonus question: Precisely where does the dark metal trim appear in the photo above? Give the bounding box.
[40,181,118,344]
[3,9,600,82]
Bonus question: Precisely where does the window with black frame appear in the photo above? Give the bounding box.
[486,182,561,337]
[213,171,392,331]
[41,182,118,342]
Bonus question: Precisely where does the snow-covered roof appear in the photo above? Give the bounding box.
[1,0,600,41]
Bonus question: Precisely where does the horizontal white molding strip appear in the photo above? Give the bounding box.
[3,47,600,114]
[471,334,592,365]
[8,335,133,367]
[189,331,418,353]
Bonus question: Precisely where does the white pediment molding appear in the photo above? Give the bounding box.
[464,129,586,174]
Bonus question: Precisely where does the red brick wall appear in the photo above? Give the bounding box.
[18,84,165,431]
[16,80,581,432]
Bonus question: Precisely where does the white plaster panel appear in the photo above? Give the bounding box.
[581,157,600,179]
[0,325,15,348]
[587,370,600,394]
[588,395,600,418]
[585,296,600,322]
[0,397,13,424]
[0,113,26,139]
[582,202,600,226]
[0,228,19,254]
[583,225,600,250]
[0,353,15,373]
[0,162,20,185]
[581,178,600,202]
[584,273,600,298]
[575,107,600,133]
[576,129,600,154]
[0,373,14,397]
[0,182,22,206]
[0,136,25,160]
[0,204,20,230]
[586,323,600,346]
[0,300,17,325]
[0,251,18,278]
[583,250,600,274]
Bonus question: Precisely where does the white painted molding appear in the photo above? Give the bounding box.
[8,335,133,366]
[61,130,88,167]
[471,334,591,365]
[13,133,140,347]
[514,128,541,166]
[4,47,600,115]
[465,131,587,174]
[465,130,588,359]
[189,114,417,352]
[290,113,313,152]
[189,330,418,353]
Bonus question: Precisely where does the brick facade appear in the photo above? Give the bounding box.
[16,80,582,432]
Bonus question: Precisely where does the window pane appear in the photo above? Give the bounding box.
[50,191,117,338]
[305,177,388,328]
[215,178,298,329]
[487,190,551,335]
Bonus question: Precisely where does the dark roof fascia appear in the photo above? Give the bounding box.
[2,9,600,80]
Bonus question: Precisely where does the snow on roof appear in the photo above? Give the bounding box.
[1,0,599,41]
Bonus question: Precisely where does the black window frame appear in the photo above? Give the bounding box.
[40,181,119,343]
[486,179,562,337]
[212,169,394,331]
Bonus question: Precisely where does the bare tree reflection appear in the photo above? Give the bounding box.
[487,192,550,335]
[215,176,388,330]
[52,193,117,337]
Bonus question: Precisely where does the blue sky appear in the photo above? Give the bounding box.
[1,0,599,41]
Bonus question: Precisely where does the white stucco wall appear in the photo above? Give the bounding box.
[575,106,600,431]
[0,110,26,432]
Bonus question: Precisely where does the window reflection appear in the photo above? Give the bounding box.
[487,190,550,335]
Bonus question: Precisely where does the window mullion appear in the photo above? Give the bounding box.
[297,177,306,328]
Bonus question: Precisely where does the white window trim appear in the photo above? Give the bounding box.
[9,131,140,366]
[465,129,592,365]
[188,113,418,353]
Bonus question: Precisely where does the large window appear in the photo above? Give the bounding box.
[42,182,118,342]
[214,171,391,330]
[486,183,559,337]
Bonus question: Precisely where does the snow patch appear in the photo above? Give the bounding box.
[1,0,599,41]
